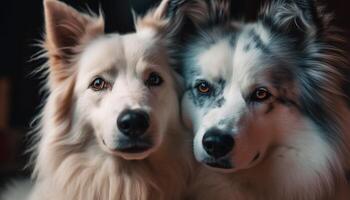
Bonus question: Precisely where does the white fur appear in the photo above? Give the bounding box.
[29,29,193,200]
[1,1,197,200]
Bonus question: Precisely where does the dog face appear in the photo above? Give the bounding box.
[76,33,179,160]
[44,0,181,160]
[182,0,345,171]
[182,26,300,171]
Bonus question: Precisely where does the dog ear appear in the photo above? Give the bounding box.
[173,0,231,28]
[44,0,104,84]
[259,0,326,41]
[135,0,185,37]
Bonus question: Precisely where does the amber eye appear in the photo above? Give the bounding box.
[90,77,108,91]
[145,72,163,87]
[196,81,211,94]
[251,87,271,102]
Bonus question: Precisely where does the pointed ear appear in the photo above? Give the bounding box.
[44,0,104,83]
[135,0,190,37]
[259,0,326,40]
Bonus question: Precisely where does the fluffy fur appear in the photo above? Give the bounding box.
[3,0,196,200]
[179,0,350,199]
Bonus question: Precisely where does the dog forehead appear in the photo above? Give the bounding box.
[121,33,161,65]
[78,32,161,75]
[230,25,273,86]
[189,24,272,83]
[196,39,233,80]
[79,34,125,74]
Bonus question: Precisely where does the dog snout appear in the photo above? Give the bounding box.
[202,128,234,158]
[117,109,150,138]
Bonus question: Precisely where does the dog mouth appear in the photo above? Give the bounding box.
[246,152,263,169]
[202,152,262,171]
[103,138,153,154]
[202,158,233,169]
[117,139,153,153]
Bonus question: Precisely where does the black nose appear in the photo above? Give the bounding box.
[117,109,149,138]
[202,128,234,158]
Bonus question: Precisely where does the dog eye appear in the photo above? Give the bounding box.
[195,80,212,95]
[251,87,271,102]
[90,77,109,91]
[145,72,163,87]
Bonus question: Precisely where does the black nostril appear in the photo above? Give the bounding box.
[202,128,234,159]
[117,109,149,138]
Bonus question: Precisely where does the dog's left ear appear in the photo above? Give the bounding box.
[259,0,327,41]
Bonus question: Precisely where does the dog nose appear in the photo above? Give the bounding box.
[117,109,149,138]
[202,129,234,158]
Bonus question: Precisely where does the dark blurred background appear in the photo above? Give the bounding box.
[0,0,349,187]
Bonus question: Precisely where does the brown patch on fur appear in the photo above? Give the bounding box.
[265,102,274,114]
[53,77,76,129]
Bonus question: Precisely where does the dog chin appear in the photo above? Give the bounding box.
[118,150,154,160]
[104,146,156,160]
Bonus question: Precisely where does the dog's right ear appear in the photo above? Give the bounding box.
[44,0,104,84]
[259,0,326,42]
[135,0,228,38]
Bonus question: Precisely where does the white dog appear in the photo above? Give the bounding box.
[2,0,196,199]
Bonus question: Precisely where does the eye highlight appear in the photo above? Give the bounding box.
[195,80,212,95]
[145,72,163,87]
[250,87,271,102]
[89,77,110,91]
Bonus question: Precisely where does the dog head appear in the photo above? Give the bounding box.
[181,0,346,172]
[43,0,184,160]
